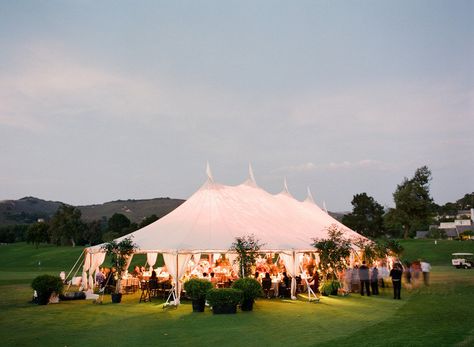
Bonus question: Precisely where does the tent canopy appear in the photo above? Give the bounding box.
[87,166,364,254]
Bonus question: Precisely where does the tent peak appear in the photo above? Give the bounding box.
[305,187,315,204]
[244,162,258,187]
[280,177,292,196]
[206,161,214,183]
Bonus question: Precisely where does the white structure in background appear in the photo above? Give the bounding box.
[83,164,366,302]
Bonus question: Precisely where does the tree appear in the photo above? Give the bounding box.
[81,220,104,245]
[26,222,50,248]
[138,214,159,229]
[387,166,434,239]
[48,204,86,246]
[230,234,264,277]
[107,213,131,237]
[342,193,385,239]
[102,237,137,294]
[312,225,352,280]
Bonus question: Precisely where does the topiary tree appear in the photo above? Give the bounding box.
[230,234,264,277]
[312,224,352,280]
[101,236,137,294]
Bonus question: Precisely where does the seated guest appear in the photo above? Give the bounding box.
[210,272,219,287]
[254,271,261,283]
[132,266,141,277]
[262,272,273,298]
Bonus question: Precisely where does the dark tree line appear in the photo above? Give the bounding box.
[24,204,159,247]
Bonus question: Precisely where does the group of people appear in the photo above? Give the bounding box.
[343,259,431,300]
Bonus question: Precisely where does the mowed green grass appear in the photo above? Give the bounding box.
[0,241,473,347]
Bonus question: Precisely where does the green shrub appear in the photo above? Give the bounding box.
[183,278,213,300]
[31,275,64,305]
[206,288,243,307]
[231,277,262,301]
[320,280,341,296]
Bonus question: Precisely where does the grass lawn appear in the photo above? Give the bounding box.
[0,241,473,346]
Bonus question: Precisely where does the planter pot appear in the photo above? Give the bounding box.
[331,289,338,296]
[212,304,237,314]
[36,292,51,305]
[240,299,254,311]
[111,293,122,303]
[191,299,206,312]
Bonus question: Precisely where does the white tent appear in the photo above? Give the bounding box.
[84,164,365,300]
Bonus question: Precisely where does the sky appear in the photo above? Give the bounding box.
[1,0,473,211]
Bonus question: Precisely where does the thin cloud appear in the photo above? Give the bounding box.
[275,160,396,173]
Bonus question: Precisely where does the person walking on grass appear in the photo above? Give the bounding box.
[390,263,403,300]
[359,261,370,296]
[421,260,431,286]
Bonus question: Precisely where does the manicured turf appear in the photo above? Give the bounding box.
[0,241,473,346]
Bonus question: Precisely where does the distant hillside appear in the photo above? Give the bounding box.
[78,198,185,223]
[0,197,63,225]
[0,196,185,226]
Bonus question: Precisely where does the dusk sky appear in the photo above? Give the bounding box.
[1,0,473,211]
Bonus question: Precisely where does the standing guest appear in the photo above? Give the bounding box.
[420,260,431,286]
[344,268,352,293]
[404,261,412,290]
[351,265,360,293]
[359,261,371,296]
[95,268,106,288]
[370,265,379,295]
[309,270,320,295]
[390,263,403,300]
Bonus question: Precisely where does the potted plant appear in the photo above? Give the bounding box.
[101,236,137,303]
[184,278,213,312]
[230,234,264,277]
[320,279,341,296]
[31,275,64,305]
[206,288,243,314]
[231,277,262,311]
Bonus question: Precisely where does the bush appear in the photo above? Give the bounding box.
[31,275,64,305]
[183,278,213,300]
[231,277,262,301]
[320,280,341,296]
[206,288,243,307]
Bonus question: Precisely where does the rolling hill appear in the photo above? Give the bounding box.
[0,196,185,226]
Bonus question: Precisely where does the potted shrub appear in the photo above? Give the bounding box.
[102,236,137,303]
[320,280,341,296]
[231,277,262,311]
[206,288,243,314]
[31,275,64,305]
[184,278,213,312]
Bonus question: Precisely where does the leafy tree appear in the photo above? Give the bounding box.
[342,193,385,238]
[107,213,131,237]
[48,204,86,247]
[138,214,159,229]
[456,193,474,210]
[81,220,104,245]
[312,225,352,280]
[386,166,434,239]
[230,234,264,277]
[26,222,50,248]
[101,237,137,293]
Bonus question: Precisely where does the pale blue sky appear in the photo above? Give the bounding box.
[1,0,473,211]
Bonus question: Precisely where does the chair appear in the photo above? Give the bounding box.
[139,281,152,303]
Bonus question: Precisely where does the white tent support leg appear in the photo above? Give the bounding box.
[65,250,85,293]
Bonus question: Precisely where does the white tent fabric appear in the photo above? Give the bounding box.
[85,167,366,300]
[88,175,363,255]
[147,252,158,268]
